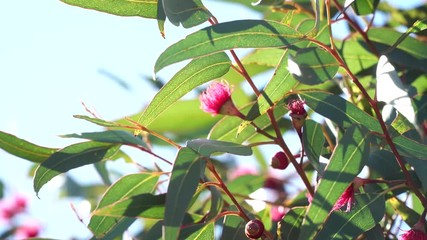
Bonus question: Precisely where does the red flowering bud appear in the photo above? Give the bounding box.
[245,219,264,239]
[199,81,244,118]
[271,151,289,170]
[287,99,307,132]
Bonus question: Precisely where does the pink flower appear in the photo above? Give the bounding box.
[14,220,41,239]
[400,229,427,240]
[199,81,243,117]
[400,221,427,240]
[271,205,286,222]
[332,183,355,212]
[0,194,28,220]
[287,99,307,116]
[287,99,307,132]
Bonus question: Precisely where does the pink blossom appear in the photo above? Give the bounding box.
[199,81,242,117]
[0,194,28,220]
[271,205,286,222]
[332,183,355,212]
[287,99,307,116]
[400,229,427,240]
[14,220,41,239]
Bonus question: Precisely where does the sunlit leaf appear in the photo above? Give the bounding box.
[89,173,161,238]
[0,131,57,163]
[155,20,304,73]
[164,148,204,240]
[299,124,371,240]
[376,55,416,126]
[139,52,230,127]
[33,142,120,195]
[227,174,265,197]
[220,212,246,240]
[187,139,252,157]
[73,115,122,128]
[388,196,420,227]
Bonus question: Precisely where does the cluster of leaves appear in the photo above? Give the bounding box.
[1,0,427,239]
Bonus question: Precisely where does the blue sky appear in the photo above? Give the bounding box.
[0,0,423,238]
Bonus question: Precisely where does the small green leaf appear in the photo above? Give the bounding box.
[89,172,161,238]
[299,124,371,240]
[302,120,325,173]
[34,142,120,195]
[164,148,204,240]
[278,207,306,240]
[162,0,211,28]
[387,18,427,54]
[155,20,304,73]
[288,47,339,85]
[93,193,165,219]
[0,131,57,163]
[60,0,166,36]
[62,130,147,147]
[139,52,230,127]
[187,139,252,157]
[315,193,385,239]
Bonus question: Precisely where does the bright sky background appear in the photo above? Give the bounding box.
[0,0,423,238]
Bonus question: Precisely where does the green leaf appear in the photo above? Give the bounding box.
[208,102,288,144]
[88,172,161,238]
[302,120,325,173]
[278,207,306,240]
[299,91,427,160]
[73,115,122,128]
[245,50,298,121]
[242,48,286,67]
[220,214,246,240]
[60,0,166,36]
[368,28,427,72]
[336,38,377,74]
[387,18,427,55]
[315,193,385,239]
[33,142,120,195]
[62,130,147,147]
[227,174,265,197]
[299,124,371,240]
[164,148,204,240]
[288,47,339,85]
[187,139,252,157]
[351,0,380,15]
[0,131,57,163]
[388,196,420,227]
[162,0,211,28]
[138,52,231,127]
[93,193,165,219]
[155,20,304,73]
[179,222,215,239]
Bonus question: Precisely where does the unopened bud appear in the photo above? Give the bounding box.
[271,151,289,170]
[245,219,264,239]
